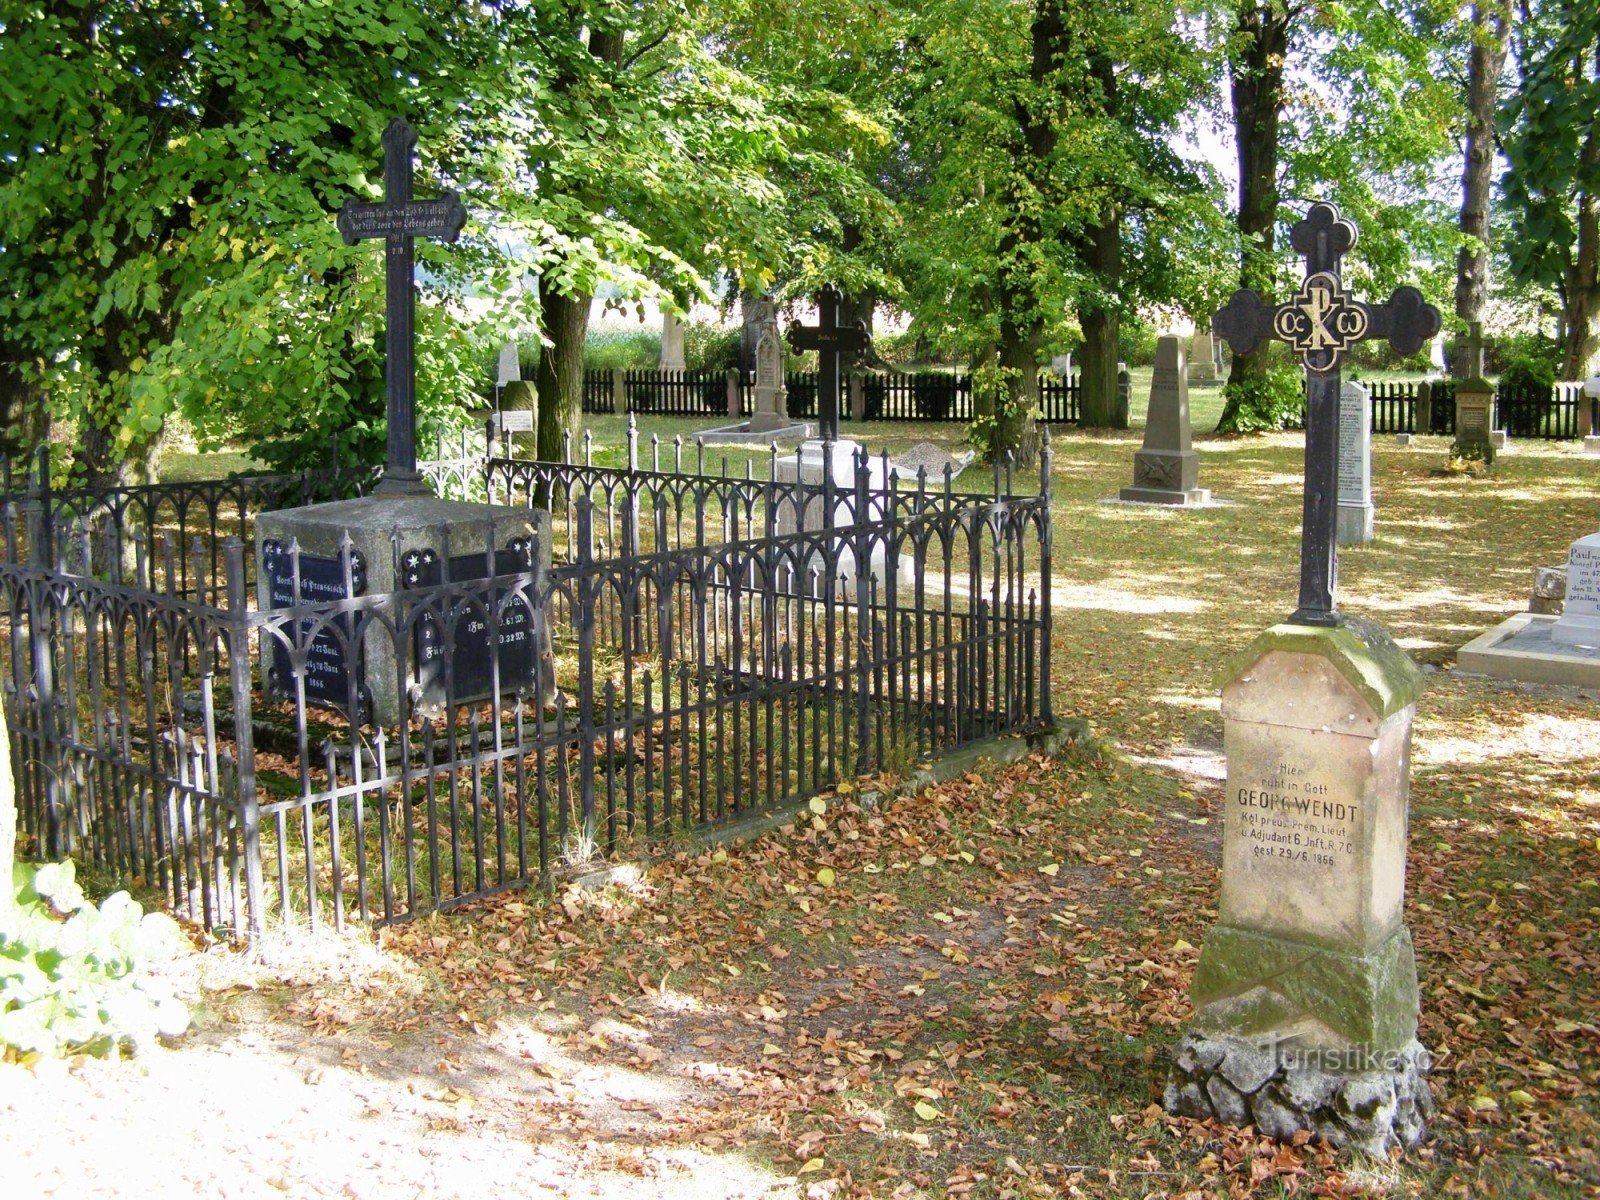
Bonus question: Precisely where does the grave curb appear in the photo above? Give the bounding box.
[570,719,1091,893]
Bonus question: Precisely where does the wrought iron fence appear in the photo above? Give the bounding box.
[1,438,1053,938]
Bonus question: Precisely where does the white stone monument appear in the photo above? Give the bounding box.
[659,310,686,370]
[773,441,913,591]
[1337,380,1374,545]
[747,323,790,434]
[1552,532,1600,648]
[1584,375,1600,455]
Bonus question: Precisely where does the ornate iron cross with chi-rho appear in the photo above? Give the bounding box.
[787,284,873,440]
[337,117,467,497]
[1213,201,1440,627]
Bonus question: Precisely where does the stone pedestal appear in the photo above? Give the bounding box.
[1121,337,1209,505]
[773,439,912,591]
[1584,436,1600,457]
[1531,564,1568,615]
[256,496,550,727]
[1451,380,1495,465]
[1552,532,1600,648]
[1337,381,1374,545]
[1167,620,1432,1156]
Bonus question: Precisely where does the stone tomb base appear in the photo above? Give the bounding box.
[1337,501,1375,545]
[256,495,550,727]
[1457,612,1600,688]
[1120,449,1210,506]
[693,417,815,446]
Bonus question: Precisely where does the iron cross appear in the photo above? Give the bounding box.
[337,117,467,497]
[787,284,873,440]
[1213,202,1440,626]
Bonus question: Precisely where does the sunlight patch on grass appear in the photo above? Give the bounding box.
[1415,712,1600,770]
[1048,580,1208,615]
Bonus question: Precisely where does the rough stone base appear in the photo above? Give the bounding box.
[1336,503,1374,546]
[1165,1032,1433,1156]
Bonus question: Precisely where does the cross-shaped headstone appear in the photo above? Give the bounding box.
[787,284,873,440]
[1213,201,1440,626]
[337,117,467,496]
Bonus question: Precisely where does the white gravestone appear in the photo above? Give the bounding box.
[1336,380,1374,545]
[1552,533,1600,648]
[659,310,686,370]
[747,324,791,434]
[773,440,913,592]
[496,342,521,387]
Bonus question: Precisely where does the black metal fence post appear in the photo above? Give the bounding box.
[852,449,872,777]
[224,538,264,938]
[574,496,598,853]
[1038,428,1055,726]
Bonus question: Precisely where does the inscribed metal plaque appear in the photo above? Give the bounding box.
[404,542,542,705]
[262,540,367,710]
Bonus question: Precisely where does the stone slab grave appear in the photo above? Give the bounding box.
[1119,335,1210,506]
[695,304,814,445]
[258,117,553,727]
[885,442,975,484]
[1174,202,1443,1154]
[1459,531,1600,687]
[1337,380,1374,545]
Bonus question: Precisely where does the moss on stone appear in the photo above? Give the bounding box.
[1217,618,1424,720]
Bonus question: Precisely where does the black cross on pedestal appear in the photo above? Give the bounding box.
[787,284,873,440]
[1213,201,1440,627]
[337,117,467,497]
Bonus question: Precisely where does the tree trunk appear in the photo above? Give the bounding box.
[1563,48,1600,379]
[1216,1,1290,432]
[1076,206,1123,427]
[535,286,591,465]
[1454,3,1510,378]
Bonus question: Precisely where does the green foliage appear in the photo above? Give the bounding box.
[1,861,190,1060]
[583,330,660,372]
[1118,322,1160,369]
[1488,332,1561,378]
[1218,363,1306,434]
[1499,356,1557,395]
[682,324,742,374]
[966,362,1038,461]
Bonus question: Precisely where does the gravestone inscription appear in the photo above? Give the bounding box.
[262,541,368,713]
[1552,533,1600,648]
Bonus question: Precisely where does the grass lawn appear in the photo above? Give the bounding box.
[119,401,1600,1198]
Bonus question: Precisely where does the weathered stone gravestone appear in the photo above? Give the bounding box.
[1451,377,1496,465]
[1552,532,1600,648]
[1169,620,1431,1152]
[748,316,791,434]
[1120,336,1208,505]
[258,118,551,727]
[1530,563,1568,615]
[1188,326,1221,385]
[1175,202,1442,1154]
[1050,351,1073,378]
[659,309,686,370]
[693,305,813,444]
[1337,380,1374,545]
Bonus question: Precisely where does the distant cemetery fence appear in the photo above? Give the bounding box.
[1353,378,1590,440]
[576,369,1590,439]
[579,368,1083,425]
[0,435,1054,939]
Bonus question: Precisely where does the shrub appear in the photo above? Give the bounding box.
[1487,331,1560,378]
[1,861,191,1060]
[682,322,741,374]
[583,329,659,372]
[1219,363,1306,433]
[1499,355,1556,396]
